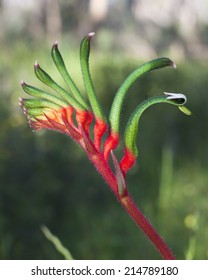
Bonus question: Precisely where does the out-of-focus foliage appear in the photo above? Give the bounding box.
[2,0,208,59]
[0,0,208,259]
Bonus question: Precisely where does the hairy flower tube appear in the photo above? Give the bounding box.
[20,33,191,260]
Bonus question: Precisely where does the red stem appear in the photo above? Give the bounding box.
[120,195,175,260]
[75,119,176,260]
[30,104,175,259]
[83,145,175,259]
[34,109,175,259]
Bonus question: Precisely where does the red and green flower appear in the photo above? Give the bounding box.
[20,33,191,259]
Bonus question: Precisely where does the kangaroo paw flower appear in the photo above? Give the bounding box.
[20,33,191,260]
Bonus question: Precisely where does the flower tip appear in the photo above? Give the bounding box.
[88,32,95,37]
[28,119,37,131]
[169,59,177,69]
[34,61,39,69]
[53,41,59,48]
[164,92,187,105]
[20,80,25,86]
[23,107,28,115]
[172,62,177,69]
[19,97,23,106]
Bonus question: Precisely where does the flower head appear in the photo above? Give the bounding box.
[20,31,192,190]
[20,33,191,259]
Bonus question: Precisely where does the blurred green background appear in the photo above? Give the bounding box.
[0,0,208,260]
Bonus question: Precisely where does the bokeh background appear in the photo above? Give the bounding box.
[0,0,208,260]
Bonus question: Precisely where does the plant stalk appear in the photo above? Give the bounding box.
[121,195,175,260]
[84,144,175,260]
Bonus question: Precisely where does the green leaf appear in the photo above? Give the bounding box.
[41,225,74,260]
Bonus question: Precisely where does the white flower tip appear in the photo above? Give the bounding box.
[54,40,59,47]
[34,60,39,67]
[164,92,187,105]
[88,32,95,37]
[19,97,24,106]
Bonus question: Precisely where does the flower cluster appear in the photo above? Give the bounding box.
[20,33,191,259]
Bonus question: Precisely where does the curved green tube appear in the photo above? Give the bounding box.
[51,43,89,109]
[21,98,62,110]
[109,58,175,134]
[124,93,191,157]
[34,62,86,111]
[21,82,68,108]
[80,33,106,122]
